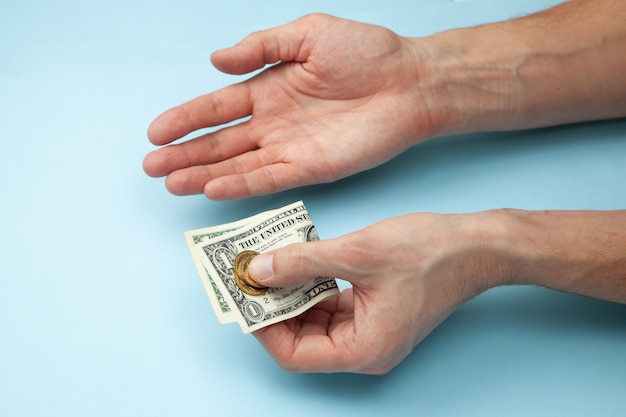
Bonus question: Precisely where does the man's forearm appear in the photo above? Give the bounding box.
[492,209,626,303]
[416,0,626,136]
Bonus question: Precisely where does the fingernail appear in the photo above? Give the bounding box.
[248,254,273,283]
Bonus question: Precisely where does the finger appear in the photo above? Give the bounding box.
[142,122,257,178]
[164,165,217,196]
[210,14,329,75]
[147,82,252,146]
[253,321,358,373]
[203,161,307,200]
[163,148,292,198]
[253,292,360,373]
[253,324,335,372]
[247,237,367,288]
[150,143,300,199]
[295,298,338,331]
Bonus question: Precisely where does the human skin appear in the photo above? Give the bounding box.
[248,209,626,374]
[144,0,626,373]
[143,0,626,200]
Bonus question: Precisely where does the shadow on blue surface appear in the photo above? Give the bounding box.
[294,118,626,215]
[271,286,626,393]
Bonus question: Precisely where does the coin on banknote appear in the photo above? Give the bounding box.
[233,268,267,296]
[235,250,265,288]
[234,250,268,295]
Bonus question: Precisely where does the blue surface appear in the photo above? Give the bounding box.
[2,0,626,416]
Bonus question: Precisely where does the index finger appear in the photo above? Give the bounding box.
[147,81,252,146]
[253,324,337,373]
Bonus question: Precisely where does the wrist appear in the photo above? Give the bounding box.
[411,27,527,137]
[453,210,520,294]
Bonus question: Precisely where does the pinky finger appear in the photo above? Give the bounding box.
[203,163,306,200]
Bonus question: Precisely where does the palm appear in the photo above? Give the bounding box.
[144,14,429,200]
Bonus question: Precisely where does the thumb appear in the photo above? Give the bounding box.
[210,14,327,75]
[247,239,352,288]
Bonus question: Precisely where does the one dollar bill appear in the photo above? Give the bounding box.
[184,201,339,333]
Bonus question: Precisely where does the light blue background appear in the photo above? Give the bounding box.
[2,0,625,416]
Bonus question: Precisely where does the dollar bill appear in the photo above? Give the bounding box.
[184,221,249,324]
[184,201,340,333]
[183,208,283,324]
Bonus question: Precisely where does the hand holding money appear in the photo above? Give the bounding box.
[248,212,509,374]
[184,201,339,333]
